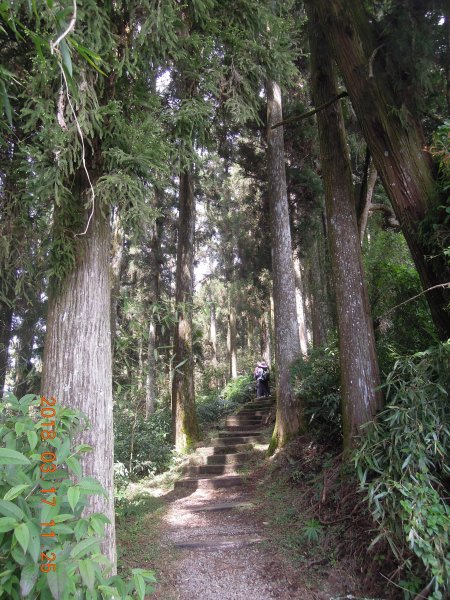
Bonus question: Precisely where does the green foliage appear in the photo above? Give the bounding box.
[364,229,437,373]
[291,342,341,440]
[301,519,323,544]
[114,408,173,479]
[0,393,156,599]
[196,375,255,428]
[354,342,450,599]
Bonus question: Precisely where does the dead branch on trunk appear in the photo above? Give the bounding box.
[271,91,348,129]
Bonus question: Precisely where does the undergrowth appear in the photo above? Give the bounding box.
[289,339,450,599]
[354,342,450,600]
[256,436,398,599]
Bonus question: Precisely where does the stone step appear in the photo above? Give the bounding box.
[183,464,238,476]
[205,452,252,465]
[212,435,262,445]
[174,475,244,490]
[225,425,263,432]
[237,410,270,416]
[225,417,262,429]
[225,417,262,425]
[217,431,264,438]
[183,501,255,513]
[174,534,265,550]
[197,443,253,455]
[243,402,273,410]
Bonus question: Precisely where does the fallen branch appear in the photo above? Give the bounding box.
[271,91,348,129]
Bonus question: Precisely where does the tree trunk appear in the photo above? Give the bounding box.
[0,300,13,399]
[445,12,450,116]
[171,169,199,452]
[145,320,157,418]
[308,2,383,449]
[41,195,116,567]
[145,202,161,418]
[228,299,237,379]
[266,80,303,452]
[260,310,271,365]
[358,160,378,243]
[14,306,36,398]
[314,0,450,338]
[293,256,308,354]
[110,207,123,355]
[210,301,217,367]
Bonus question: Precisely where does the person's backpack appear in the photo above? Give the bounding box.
[258,367,269,382]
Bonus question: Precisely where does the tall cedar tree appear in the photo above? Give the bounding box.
[41,195,116,565]
[314,0,450,338]
[266,80,303,451]
[172,170,200,451]
[308,2,383,449]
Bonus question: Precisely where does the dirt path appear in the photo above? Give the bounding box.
[152,398,301,600]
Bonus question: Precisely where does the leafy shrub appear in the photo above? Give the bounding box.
[114,407,173,478]
[0,393,156,599]
[196,375,255,429]
[291,342,341,440]
[354,342,450,599]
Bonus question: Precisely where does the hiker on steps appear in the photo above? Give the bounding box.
[254,360,270,398]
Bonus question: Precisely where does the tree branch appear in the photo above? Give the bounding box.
[50,0,77,53]
[383,283,450,317]
[368,44,384,78]
[271,91,348,129]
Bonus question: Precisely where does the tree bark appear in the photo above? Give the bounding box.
[228,297,237,379]
[308,2,383,450]
[314,0,450,338]
[171,169,199,452]
[266,80,303,452]
[41,194,116,567]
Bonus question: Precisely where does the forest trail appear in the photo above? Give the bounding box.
[153,397,299,600]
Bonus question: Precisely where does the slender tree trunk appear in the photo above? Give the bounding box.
[228,300,237,379]
[266,80,303,452]
[210,302,217,367]
[444,12,450,116]
[171,170,199,452]
[293,256,308,354]
[145,203,161,418]
[41,194,116,567]
[260,310,271,365]
[314,0,450,337]
[308,3,382,449]
[110,207,123,355]
[358,160,378,243]
[306,237,330,349]
[0,301,13,399]
[14,306,36,398]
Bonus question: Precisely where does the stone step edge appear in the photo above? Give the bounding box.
[174,534,265,550]
[182,501,255,512]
